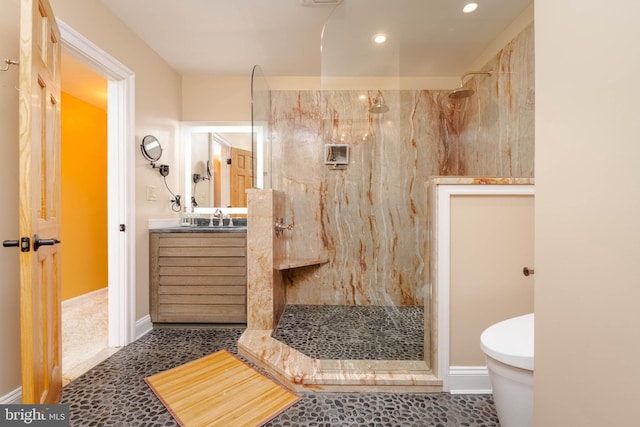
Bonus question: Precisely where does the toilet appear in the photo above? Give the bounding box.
[480,313,534,427]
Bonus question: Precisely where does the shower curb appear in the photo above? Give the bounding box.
[238,330,442,393]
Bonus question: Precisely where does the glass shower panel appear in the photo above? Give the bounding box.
[320,0,401,85]
[251,64,272,189]
[267,0,427,362]
[318,0,422,361]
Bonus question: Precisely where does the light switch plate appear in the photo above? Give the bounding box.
[146,185,157,201]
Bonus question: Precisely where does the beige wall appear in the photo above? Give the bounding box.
[50,0,183,322]
[182,75,251,122]
[535,1,640,425]
[450,195,534,366]
[470,3,534,71]
[0,0,22,399]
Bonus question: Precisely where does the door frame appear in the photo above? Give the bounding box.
[58,20,136,347]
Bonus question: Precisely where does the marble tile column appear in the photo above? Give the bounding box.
[246,188,286,330]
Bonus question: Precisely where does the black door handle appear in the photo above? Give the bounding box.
[33,235,61,252]
[3,237,31,252]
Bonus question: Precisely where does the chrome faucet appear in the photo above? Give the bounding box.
[214,209,223,226]
[274,217,293,237]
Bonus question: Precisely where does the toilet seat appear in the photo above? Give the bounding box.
[480,313,534,371]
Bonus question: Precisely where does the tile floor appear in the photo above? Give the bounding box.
[61,328,500,426]
[272,304,424,360]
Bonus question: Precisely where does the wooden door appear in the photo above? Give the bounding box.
[213,157,221,207]
[230,148,252,208]
[18,0,63,404]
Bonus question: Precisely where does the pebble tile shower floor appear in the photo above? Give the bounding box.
[61,328,499,426]
[272,305,424,360]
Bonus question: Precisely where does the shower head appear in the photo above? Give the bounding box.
[448,87,475,99]
[369,102,389,113]
[448,69,493,100]
[369,91,389,113]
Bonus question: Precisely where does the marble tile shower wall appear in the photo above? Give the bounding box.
[271,24,534,307]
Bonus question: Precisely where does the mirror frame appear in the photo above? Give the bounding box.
[182,122,264,214]
[141,135,163,163]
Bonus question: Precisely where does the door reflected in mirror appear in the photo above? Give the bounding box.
[184,124,259,214]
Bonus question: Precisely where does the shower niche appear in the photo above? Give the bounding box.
[324,144,349,169]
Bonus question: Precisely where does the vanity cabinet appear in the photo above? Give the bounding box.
[149,231,247,323]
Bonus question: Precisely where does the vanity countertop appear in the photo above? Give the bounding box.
[148,217,247,233]
[150,226,247,233]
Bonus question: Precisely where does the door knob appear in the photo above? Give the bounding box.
[523,267,535,276]
[33,235,61,252]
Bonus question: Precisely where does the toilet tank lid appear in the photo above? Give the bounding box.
[480,313,534,371]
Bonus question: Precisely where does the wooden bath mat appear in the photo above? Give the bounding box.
[145,350,300,427]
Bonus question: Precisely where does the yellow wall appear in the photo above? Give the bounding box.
[61,92,108,301]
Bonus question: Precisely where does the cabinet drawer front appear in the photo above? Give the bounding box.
[159,275,246,286]
[159,247,245,257]
[160,257,246,267]
[159,294,246,305]
[159,235,246,248]
[159,266,246,276]
[156,310,247,324]
[158,285,246,295]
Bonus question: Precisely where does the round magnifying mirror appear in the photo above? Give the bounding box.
[206,159,212,179]
[141,135,163,162]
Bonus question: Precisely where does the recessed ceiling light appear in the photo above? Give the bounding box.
[372,33,387,44]
[463,2,478,13]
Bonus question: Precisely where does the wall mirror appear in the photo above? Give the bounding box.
[141,135,162,163]
[183,124,263,214]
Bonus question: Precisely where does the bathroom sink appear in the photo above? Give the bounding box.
[149,218,247,233]
[188,224,247,229]
[184,217,246,228]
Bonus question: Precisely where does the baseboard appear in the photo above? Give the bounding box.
[136,314,153,340]
[448,366,492,394]
[0,387,21,404]
[62,286,107,307]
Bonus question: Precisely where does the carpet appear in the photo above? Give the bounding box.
[145,349,300,427]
